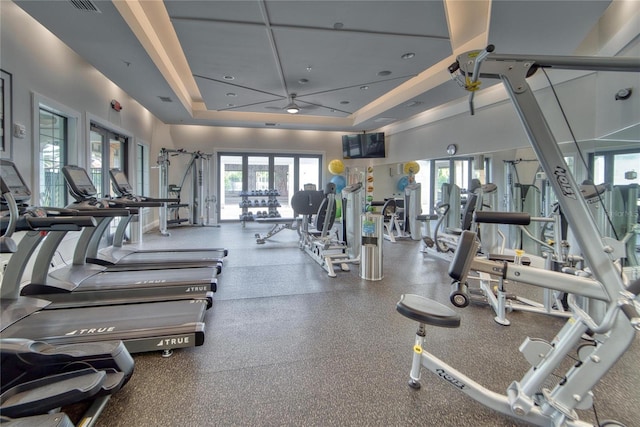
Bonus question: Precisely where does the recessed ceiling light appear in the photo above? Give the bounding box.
[265,123,277,126]
[333,22,344,30]
[340,101,350,105]
[158,96,172,103]
[298,78,309,84]
[377,70,391,76]
[226,93,237,97]
[401,52,416,60]
[405,101,423,107]
[360,85,369,90]
[227,103,235,107]
[223,75,234,80]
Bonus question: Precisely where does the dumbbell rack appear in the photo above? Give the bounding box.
[239,190,281,225]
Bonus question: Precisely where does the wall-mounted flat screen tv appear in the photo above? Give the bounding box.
[342,132,385,159]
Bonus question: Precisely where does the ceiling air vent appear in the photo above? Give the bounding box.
[158,96,173,103]
[69,0,101,12]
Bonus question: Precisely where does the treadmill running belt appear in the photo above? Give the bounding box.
[1,300,207,353]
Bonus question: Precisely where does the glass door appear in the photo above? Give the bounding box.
[217,153,322,222]
[274,157,294,218]
[90,124,127,198]
[431,159,451,207]
[219,155,243,221]
[299,157,320,191]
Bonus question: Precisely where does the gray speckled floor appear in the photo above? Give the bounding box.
[96,223,640,427]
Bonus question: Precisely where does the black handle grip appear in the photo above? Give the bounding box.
[474,211,531,225]
[26,216,97,229]
[71,207,131,217]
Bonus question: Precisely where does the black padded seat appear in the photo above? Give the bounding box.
[396,294,460,328]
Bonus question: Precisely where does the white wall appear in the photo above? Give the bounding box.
[0,2,161,183]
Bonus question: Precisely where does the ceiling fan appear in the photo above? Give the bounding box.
[284,94,301,114]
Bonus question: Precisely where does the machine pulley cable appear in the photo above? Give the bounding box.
[540,68,620,241]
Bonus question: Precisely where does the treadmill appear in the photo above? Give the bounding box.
[65,165,227,271]
[0,161,215,309]
[1,337,134,421]
[0,162,206,356]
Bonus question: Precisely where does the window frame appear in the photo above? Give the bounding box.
[32,92,81,207]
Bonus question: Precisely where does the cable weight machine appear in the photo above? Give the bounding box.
[157,148,217,235]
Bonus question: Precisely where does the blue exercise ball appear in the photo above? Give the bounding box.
[397,176,409,191]
[330,175,346,193]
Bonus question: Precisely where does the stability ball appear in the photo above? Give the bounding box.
[404,161,420,175]
[330,175,346,193]
[328,159,345,175]
[397,176,409,191]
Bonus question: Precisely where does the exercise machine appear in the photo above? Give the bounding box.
[255,218,300,244]
[380,198,406,242]
[89,167,227,268]
[294,183,359,277]
[1,160,208,356]
[381,182,422,243]
[396,47,640,426]
[1,338,133,422]
[398,230,639,426]
[452,211,573,326]
[341,182,364,261]
[422,182,498,258]
[18,164,218,309]
[157,148,215,234]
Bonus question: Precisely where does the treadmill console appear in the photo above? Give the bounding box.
[109,168,134,197]
[0,159,32,202]
[62,165,98,201]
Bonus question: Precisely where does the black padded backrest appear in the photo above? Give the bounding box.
[315,197,337,233]
[291,190,325,216]
[460,193,478,231]
[448,230,479,283]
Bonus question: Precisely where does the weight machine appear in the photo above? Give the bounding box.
[396,46,640,426]
[293,183,361,278]
[422,182,498,258]
[157,148,216,235]
[381,183,422,243]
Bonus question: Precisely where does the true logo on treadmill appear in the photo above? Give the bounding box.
[133,279,166,284]
[436,368,466,390]
[186,286,208,292]
[156,336,190,346]
[65,326,115,335]
[553,166,577,200]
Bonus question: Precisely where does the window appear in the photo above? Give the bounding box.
[38,108,67,207]
[33,94,79,209]
[589,148,640,186]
